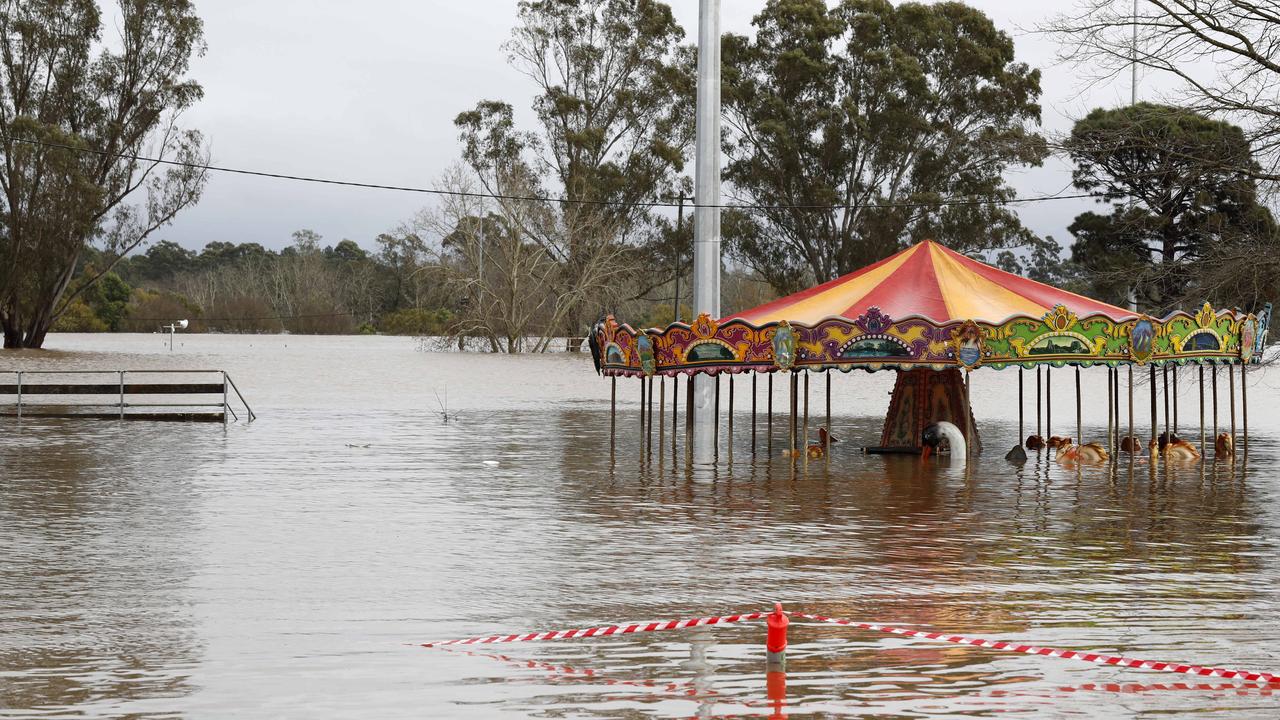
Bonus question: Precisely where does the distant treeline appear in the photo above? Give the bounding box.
[56,229,773,347]
[58,232,456,337]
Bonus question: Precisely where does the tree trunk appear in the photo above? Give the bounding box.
[1,316,51,349]
[2,316,21,349]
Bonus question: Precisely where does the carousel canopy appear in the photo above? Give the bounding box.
[725,240,1135,326]
[593,240,1268,377]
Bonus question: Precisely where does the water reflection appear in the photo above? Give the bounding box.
[0,421,203,714]
[1,336,1278,717]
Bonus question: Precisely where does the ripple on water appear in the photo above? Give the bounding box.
[2,335,1279,718]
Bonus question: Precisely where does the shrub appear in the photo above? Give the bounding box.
[52,301,109,332]
[379,308,454,335]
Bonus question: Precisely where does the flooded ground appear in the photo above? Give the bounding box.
[2,333,1279,718]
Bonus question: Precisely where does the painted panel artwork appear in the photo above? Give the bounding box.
[594,301,1261,378]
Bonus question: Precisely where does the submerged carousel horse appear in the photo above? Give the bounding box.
[783,427,838,459]
[1054,438,1109,464]
[921,421,967,464]
[1150,436,1201,462]
[1216,432,1235,457]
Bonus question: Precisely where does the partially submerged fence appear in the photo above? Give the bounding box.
[0,370,255,424]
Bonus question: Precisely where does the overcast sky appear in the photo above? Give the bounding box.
[152,0,1147,254]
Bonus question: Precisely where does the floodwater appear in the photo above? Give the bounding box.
[2,334,1279,719]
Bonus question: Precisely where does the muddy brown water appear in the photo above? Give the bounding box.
[2,334,1279,718]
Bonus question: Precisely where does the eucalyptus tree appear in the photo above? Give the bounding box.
[1065,103,1276,313]
[455,0,693,343]
[1048,0,1280,179]
[722,0,1047,293]
[0,0,207,349]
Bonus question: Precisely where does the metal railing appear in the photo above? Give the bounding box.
[2,369,256,424]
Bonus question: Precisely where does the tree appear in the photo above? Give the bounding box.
[1047,0,1280,177]
[122,240,198,282]
[455,0,694,344]
[90,272,133,331]
[0,0,208,348]
[410,167,565,352]
[721,0,1046,293]
[1064,103,1277,312]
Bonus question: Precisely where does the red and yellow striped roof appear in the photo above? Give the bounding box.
[724,240,1136,325]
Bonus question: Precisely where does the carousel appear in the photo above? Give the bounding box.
[591,240,1269,462]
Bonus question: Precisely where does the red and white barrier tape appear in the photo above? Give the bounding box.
[421,611,767,647]
[789,613,1279,684]
[421,607,1278,683]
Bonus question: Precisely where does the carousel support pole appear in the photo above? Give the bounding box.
[788,372,799,458]
[1229,361,1237,448]
[1100,366,1111,450]
[1173,365,1179,434]
[1113,368,1121,451]
[1198,365,1205,452]
[610,376,617,448]
[1075,366,1082,444]
[1128,365,1135,454]
[1162,365,1170,441]
[640,378,647,456]
[714,375,721,461]
[825,370,832,465]
[1018,368,1024,442]
[672,375,680,461]
[727,375,735,464]
[1242,363,1249,455]
[686,374,695,464]
[964,370,973,458]
[1046,366,1052,440]
[647,376,655,457]
[690,0,722,464]
[659,376,666,459]
[1212,365,1219,443]
[802,372,810,466]
[1149,366,1158,448]
[1036,367,1042,439]
[1107,368,1115,451]
[767,374,774,455]
[675,378,683,455]
[751,374,758,455]
[1117,368,1124,449]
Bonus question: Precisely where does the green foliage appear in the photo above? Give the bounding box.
[722,0,1046,293]
[640,303,692,328]
[1065,103,1278,313]
[0,0,207,349]
[121,240,199,282]
[199,241,270,266]
[92,272,133,331]
[122,287,201,332]
[51,300,108,333]
[379,308,454,336]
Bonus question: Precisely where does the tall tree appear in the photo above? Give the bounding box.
[1048,0,1280,178]
[722,0,1046,293]
[0,0,207,349]
[455,0,693,344]
[1065,103,1276,312]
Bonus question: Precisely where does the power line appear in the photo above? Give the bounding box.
[5,135,1098,211]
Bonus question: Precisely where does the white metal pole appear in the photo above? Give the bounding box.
[692,0,722,464]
